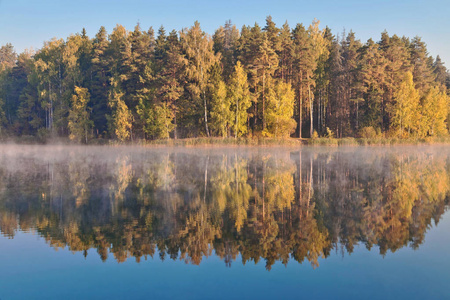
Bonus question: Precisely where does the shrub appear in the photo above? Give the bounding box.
[359,126,377,139]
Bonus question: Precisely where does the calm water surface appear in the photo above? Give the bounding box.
[0,145,449,299]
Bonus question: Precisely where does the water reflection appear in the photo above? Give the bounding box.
[0,146,448,270]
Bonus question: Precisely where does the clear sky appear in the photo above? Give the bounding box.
[1,0,449,66]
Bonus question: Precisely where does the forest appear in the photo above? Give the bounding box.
[0,17,449,142]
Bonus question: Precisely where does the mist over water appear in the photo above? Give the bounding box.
[0,145,449,299]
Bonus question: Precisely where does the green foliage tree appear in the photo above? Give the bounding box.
[307,19,329,138]
[154,29,185,139]
[180,21,219,137]
[210,79,231,137]
[213,20,240,80]
[90,26,111,135]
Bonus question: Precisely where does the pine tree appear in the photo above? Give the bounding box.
[154,29,185,139]
[129,24,155,139]
[90,26,110,136]
[254,34,278,131]
[292,23,314,138]
[236,23,267,132]
[328,37,345,137]
[278,22,293,82]
[315,26,333,135]
[180,21,219,137]
[410,36,434,93]
[33,38,65,134]
[213,20,240,80]
[379,33,410,131]
[433,55,447,87]
[357,39,387,132]
[16,50,42,135]
[307,19,329,137]
[0,47,32,133]
[343,31,361,134]
[0,43,16,72]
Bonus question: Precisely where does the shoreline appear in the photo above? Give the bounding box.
[2,136,450,147]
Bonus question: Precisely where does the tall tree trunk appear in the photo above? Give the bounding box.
[298,72,303,139]
[203,91,210,137]
[262,72,266,131]
[299,88,302,138]
[235,96,239,139]
[309,84,313,137]
[174,110,177,139]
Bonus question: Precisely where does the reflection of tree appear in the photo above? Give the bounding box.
[0,148,448,269]
[68,154,90,207]
[109,155,132,216]
[0,211,18,238]
[177,207,220,265]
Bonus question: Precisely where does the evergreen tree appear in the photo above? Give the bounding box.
[278,22,293,82]
[213,20,240,80]
[16,51,43,135]
[90,26,110,136]
[343,31,361,134]
[292,23,314,138]
[410,36,434,93]
[34,38,65,134]
[433,55,447,87]
[379,33,410,130]
[180,21,219,137]
[129,24,155,139]
[357,39,387,132]
[236,23,264,132]
[154,29,185,139]
[0,43,16,71]
[307,19,329,137]
[254,34,278,131]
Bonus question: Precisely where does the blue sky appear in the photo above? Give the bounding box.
[1,0,449,66]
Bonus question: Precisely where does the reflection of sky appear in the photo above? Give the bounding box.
[0,0,449,67]
[0,211,449,300]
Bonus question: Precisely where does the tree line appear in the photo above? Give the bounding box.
[0,17,449,142]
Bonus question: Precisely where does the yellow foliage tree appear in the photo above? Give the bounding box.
[68,86,93,143]
[108,78,132,141]
[390,72,420,137]
[422,86,449,136]
[229,61,252,138]
[263,80,297,137]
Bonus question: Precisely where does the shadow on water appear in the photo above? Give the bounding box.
[0,145,449,270]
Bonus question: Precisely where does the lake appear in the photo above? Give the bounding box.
[0,145,449,299]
